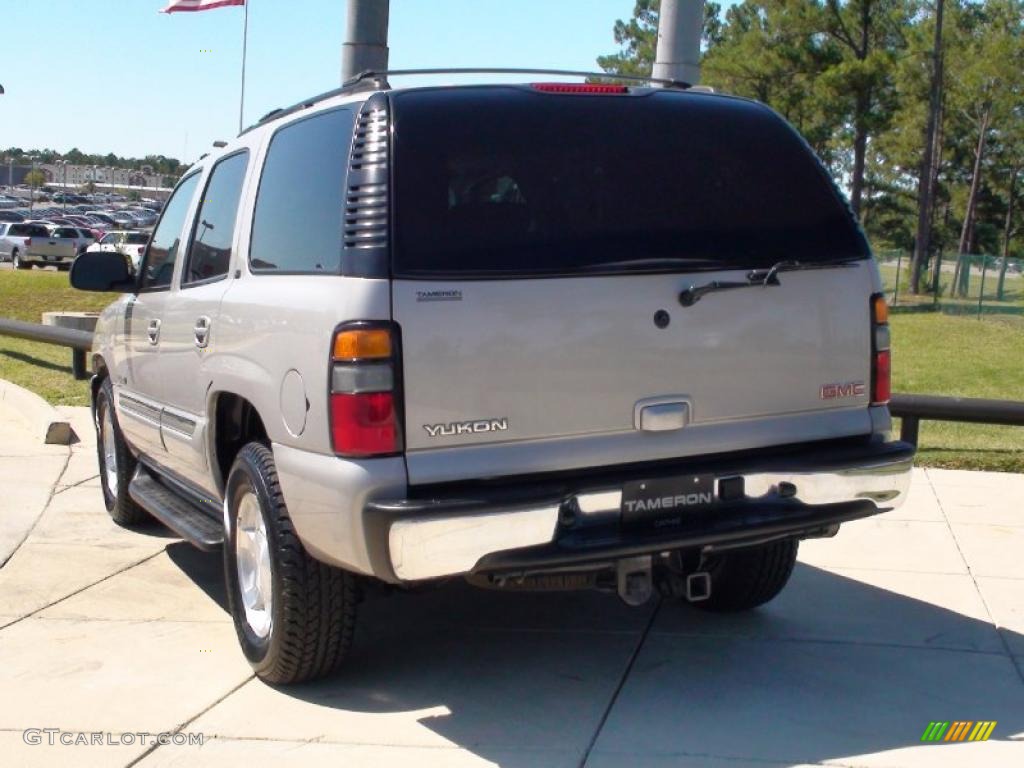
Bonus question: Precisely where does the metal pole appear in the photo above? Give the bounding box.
[893,252,902,304]
[977,256,988,319]
[652,0,704,86]
[239,0,249,133]
[341,0,390,83]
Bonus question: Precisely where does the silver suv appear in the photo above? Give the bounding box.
[71,72,914,684]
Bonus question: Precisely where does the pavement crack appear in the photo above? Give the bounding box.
[578,597,661,768]
[124,675,256,767]
[0,549,163,632]
[925,468,1024,687]
[53,473,101,495]
[0,449,71,569]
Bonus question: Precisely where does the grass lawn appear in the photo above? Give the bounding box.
[889,311,1024,472]
[1,268,1021,471]
[0,268,110,407]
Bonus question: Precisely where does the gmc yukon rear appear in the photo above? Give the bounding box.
[75,77,913,684]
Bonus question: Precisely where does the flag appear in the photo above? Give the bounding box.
[161,0,244,13]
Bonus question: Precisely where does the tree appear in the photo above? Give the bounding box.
[24,169,46,189]
[909,0,945,294]
[947,0,1023,295]
[702,2,841,163]
[820,0,909,220]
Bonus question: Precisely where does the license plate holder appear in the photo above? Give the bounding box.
[621,474,716,530]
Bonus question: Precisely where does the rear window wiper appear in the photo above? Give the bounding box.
[745,257,863,285]
[679,257,863,307]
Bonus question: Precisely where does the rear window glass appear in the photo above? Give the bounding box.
[126,233,149,244]
[391,88,867,277]
[249,107,354,273]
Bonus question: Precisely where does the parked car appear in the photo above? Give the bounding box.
[85,211,119,229]
[48,225,95,257]
[0,210,26,223]
[71,75,913,684]
[86,230,149,270]
[0,221,75,268]
[106,211,137,228]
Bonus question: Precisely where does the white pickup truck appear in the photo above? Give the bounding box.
[0,222,78,270]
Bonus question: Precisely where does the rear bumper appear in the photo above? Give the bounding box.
[24,252,74,264]
[370,438,915,582]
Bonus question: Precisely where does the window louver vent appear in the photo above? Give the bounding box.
[345,104,389,251]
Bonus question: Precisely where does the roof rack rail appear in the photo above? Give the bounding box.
[239,67,690,136]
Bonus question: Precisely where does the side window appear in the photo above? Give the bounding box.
[249,108,353,273]
[140,172,201,291]
[183,151,248,285]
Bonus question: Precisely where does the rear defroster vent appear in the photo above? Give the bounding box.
[342,95,391,276]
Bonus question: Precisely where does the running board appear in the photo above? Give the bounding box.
[128,468,224,550]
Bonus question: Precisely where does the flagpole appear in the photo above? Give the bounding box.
[239,0,249,133]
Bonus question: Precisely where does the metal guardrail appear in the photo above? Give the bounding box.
[0,320,1022,447]
[0,318,92,380]
[889,394,1024,446]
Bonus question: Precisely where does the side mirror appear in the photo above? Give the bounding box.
[70,250,135,292]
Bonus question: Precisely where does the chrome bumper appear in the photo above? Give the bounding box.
[383,440,914,582]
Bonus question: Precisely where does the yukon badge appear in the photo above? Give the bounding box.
[424,418,509,438]
[819,381,867,400]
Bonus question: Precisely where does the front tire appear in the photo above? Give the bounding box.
[224,442,358,684]
[694,539,798,612]
[95,377,149,526]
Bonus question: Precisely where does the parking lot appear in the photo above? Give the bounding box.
[1,397,1023,767]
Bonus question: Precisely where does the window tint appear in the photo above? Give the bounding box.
[55,228,78,238]
[250,108,353,273]
[391,88,868,277]
[140,172,200,291]
[126,233,149,245]
[184,151,248,285]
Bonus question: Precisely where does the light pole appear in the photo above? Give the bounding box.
[341,0,390,82]
[58,160,68,212]
[28,155,38,213]
[652,0,705,86]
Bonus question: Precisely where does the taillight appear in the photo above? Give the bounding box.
[531,82,629,94]
[871,294,891,405]
[24,238,31,246]
[329,323,402,457]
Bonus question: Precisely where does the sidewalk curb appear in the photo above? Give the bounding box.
[0,378,78,445]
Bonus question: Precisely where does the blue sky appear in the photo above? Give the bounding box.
[0,0,732,163]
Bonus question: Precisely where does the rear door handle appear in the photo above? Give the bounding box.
[147,319,161,345]
[193,316,211,348]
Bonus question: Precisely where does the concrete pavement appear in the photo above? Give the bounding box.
[1,394,1023,767]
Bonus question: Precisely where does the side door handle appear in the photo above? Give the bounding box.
[193,316,211,348]
[147,318,161,345]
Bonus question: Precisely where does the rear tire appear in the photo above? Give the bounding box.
[224,442,358,684]
[95,377,149,526]
[694,539,798,612]
[13,250,30,269]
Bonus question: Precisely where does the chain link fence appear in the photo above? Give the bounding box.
[876,250,1024,321]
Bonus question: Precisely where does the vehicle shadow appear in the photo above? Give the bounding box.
[169,551,1024,766]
